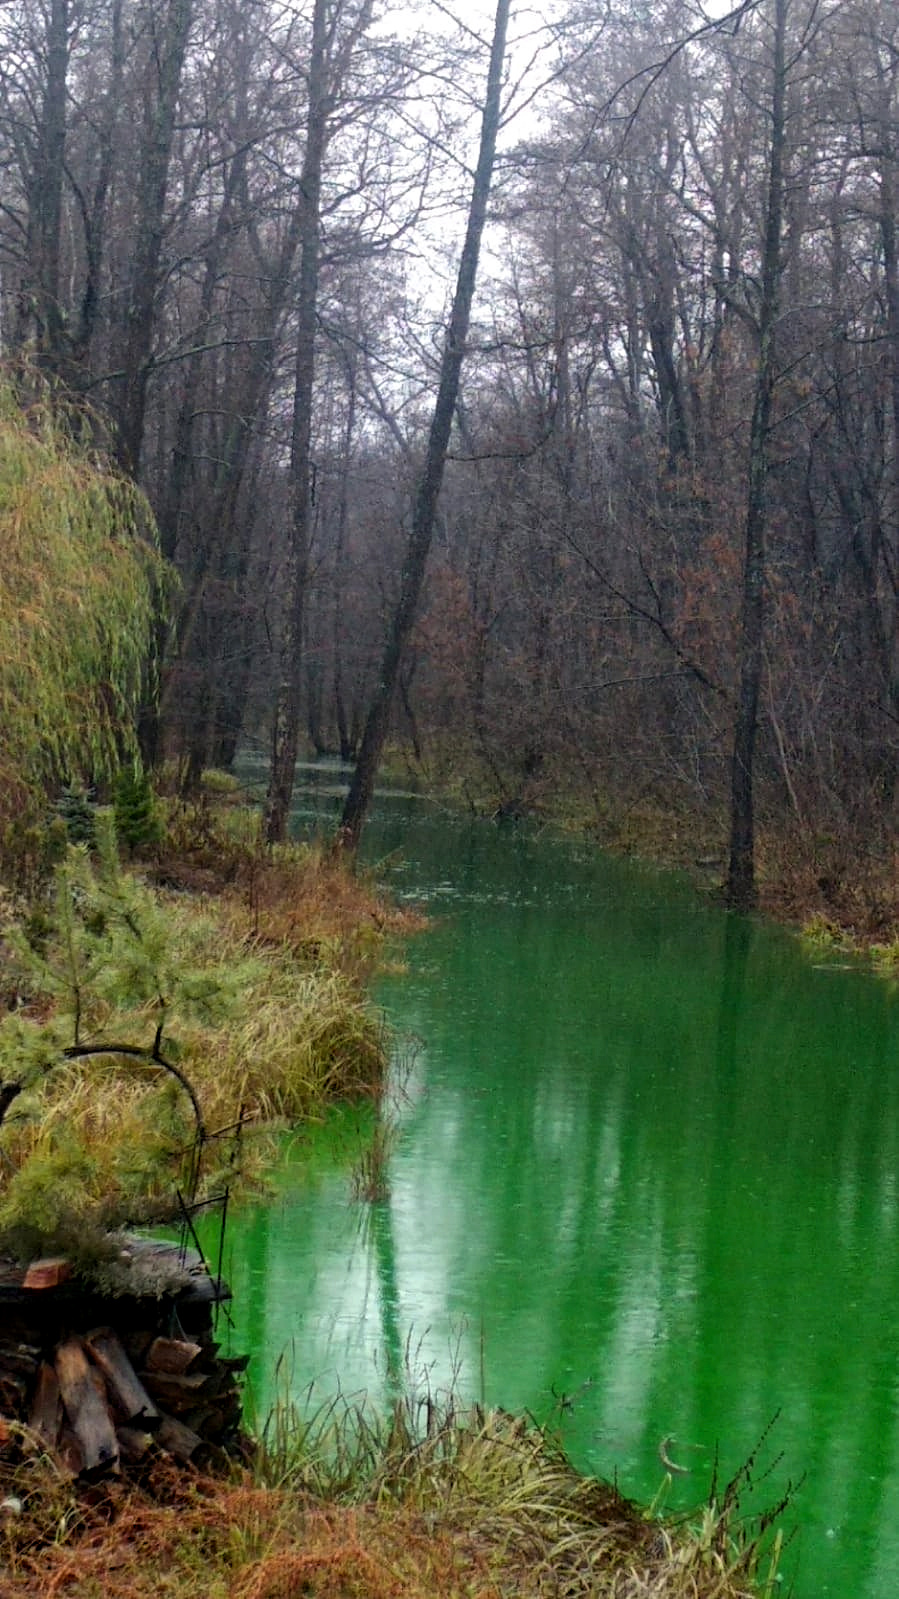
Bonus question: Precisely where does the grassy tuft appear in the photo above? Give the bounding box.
[250,1391,784,1599]
[350,1115,399,1203]
[0,1394,787,1599]
[0,822,404,1259]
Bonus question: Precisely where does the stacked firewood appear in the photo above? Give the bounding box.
[0,1246,248,1478]
[1,1325,247,1476]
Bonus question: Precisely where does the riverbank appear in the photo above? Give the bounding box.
[391,741,899,960]
[0,781,787,1597]
[0,1400,783,1598]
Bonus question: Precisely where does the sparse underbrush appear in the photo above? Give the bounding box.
[403,737,899,964]
[156,773,422,978]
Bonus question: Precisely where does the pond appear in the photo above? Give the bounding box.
[217,760,899,1598]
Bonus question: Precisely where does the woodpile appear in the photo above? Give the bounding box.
[0,1239,247,1477]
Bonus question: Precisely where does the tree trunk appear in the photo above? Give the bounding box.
[74,0,124,366]
[726,0,787,909]
[263,0,331,844]
[115,0,194,477]
[339,0,512,850]
[333,364,359,762]
[20,0,69,364]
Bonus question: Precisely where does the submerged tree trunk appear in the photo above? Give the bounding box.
[339,0,512,850]
[726,0,787,909]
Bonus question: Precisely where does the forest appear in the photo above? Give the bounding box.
[1,0,897,914]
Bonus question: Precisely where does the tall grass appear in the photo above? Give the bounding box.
[350,1115,399,1202]
[251,1386,787,1599]
[0,826,402,1259]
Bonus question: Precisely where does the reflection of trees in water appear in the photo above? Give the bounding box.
[221,824,899,1597]
[368,1198,404,1397]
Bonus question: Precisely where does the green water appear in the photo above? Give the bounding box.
[218,769,899,1597]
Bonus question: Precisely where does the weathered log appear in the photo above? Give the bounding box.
[55,1338,119,1473]
[144,1337,203,1376]
[0,1374,27,1414]
[29,1362,63,1450]
[139,1370,208,1413]
[122,1330,154,1368]
[187,1389,242,1440]
[85,1328,159,1428]
[0,1342,40,1378]
[191,1364,230,1401]
[156,1412,202,1463]
[217,1353,250,1374]
[116,1426,154,1465]
[57,1426,86,1479]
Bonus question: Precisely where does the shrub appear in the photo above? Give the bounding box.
[0,369,170,871]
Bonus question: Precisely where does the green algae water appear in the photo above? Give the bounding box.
[220,767,899,1598]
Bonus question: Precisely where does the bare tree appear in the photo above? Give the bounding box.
[115,0,194,475]
[265,0,366,842]
[726,0,788,908]
[340,0,512,849]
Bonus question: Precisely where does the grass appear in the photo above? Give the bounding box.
[0,807,422,1261]
[157,789,423,979]
[0,1395,787,1599]
[255,1391,788,1597]
[350,1114,400,1202]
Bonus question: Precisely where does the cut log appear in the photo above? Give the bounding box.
[116,1426,154,1465]
[156,1413,202,1463]
[139,1371,208,1413]
[191,1364,230,1401]
[22,1257,71,1290]
[122,1330,154,1368]
[29,1362,62,1451]
[57,1426,86,1479]
[144,1337,203,1376]
[217,1353,250,1374]
[0,1342,40,1378]
[186,1391,242,1441]
[85,1328,159,1428]
[55,1338,119,1473]
[0,1375,27,1414]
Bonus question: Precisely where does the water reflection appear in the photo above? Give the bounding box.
[217,787,899,1598]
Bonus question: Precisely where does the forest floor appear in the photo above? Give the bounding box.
[0,778,785,1598]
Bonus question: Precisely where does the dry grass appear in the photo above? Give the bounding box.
[156,795,424,979]
[0,820,421,1257]
[0,1482,500,1599]
[0,1405,784,1599]
[754,812,899,956]
[350,1115,399,1202]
